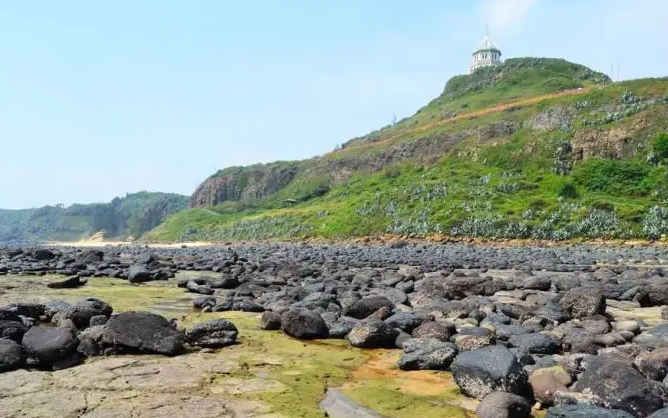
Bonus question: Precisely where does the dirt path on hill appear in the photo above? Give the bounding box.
[330,86,593,155]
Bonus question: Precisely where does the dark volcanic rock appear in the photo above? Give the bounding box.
[347,320,399,348]
[52,298,113,329]
[476,391,532,418]
[186,319,238,348]
[343,296,395,320]
[127,265,152,283]
[260,311,282,330]
[47,275,87,289]
[560,287,606,319]
[508,333,561,355]
[281,309,329,340]
[546,405,635,418]
[411,321,451,342]
[398,339,458,371]
[574,356,666,417]
[98,311,185,356]
[450,345,529,399]
[384,312,424,333]
[22,326,80,370]
[0,338,24,372]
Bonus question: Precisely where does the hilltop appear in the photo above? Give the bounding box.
[142,58,668,242]
[0,191,190,246]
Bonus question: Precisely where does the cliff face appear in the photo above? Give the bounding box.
[191,162,303,207]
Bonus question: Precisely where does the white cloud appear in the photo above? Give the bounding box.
[479,0,538,35]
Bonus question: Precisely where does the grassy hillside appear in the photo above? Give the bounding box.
[145,58,668,242]
[0,191,190,246]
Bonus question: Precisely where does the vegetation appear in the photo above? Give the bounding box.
[0,191,189,245]
[145,59,668,243]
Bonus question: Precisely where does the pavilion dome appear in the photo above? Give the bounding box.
[473,35,501,54]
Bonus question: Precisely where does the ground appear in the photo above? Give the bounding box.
[0,272,480,418]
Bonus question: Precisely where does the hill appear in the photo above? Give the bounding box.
[0,191,190,246]
[144,58,668,242]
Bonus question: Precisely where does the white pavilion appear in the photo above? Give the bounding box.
[470,34,503,74]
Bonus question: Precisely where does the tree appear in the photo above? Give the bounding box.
[391,113,397,126]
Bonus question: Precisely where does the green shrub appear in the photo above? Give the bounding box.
[558,183,578,198]
[653,132,668,159]
[573,159,650,195]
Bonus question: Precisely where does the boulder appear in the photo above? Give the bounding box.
[648,409,668,418]
[52,298,113,329]
[411,321,450,341]
[450,345,529,399]
[281,309,329,340]
[574,356,666,417]
[508,333,561,355]
[476,391,532,418]
[384,312,424,332]
[635,347,668,381]
[186,281,214,295]
[546,405,635,418]
[0,338,23,372]
[46,275,87,289]
[328,317,359,339]
[193,296,217,310]
[22,326,80,370]
[259,312,282,330]
[347,320,399,348]
[529,366,572,406]
[127,265,152,283]
[560,287,606,319]
[98,311,185,356]
[398,339,458,371]
[0,318,29,343]
[186,319,238,348]
[343,296,395,320]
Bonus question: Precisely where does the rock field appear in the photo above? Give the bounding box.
[3,242,668,417]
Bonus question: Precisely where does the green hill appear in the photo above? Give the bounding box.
[145,58,668,242]
[0,191,190,246]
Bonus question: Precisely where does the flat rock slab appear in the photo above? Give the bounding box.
[0,353,279,418]
[319,388,387,418]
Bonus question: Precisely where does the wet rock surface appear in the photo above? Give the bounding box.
[4,242,668,417]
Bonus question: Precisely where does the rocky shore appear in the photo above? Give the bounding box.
[4,242,668,417]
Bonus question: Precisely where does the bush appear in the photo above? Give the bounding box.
[558,183,578,199]
[653,133,668,159]
[573,159,650,195]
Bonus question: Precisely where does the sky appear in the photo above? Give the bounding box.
[0,0,667,209]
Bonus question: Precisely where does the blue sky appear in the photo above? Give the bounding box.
[1,0,667,209]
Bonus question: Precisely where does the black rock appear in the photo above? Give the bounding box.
[0,338,24,372]
[574,356,666,417]
[47,275,87,289]
[281,309,329,340]
[384,312,424,333]
[347,320,399,348]
[98,311,185,356]
[127,265,152,283]
[22,326,80,370]
[560,287,606,319]
[476,391,532,418]
[186,319,238,348]
[508,333,561,355]
[343,296,395,320]
[260,311,282,330]
[450,345,529,399]
[411,321,451,342]
[398,339,458,371]
[546,405,635,418]
[193,296,217,310]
